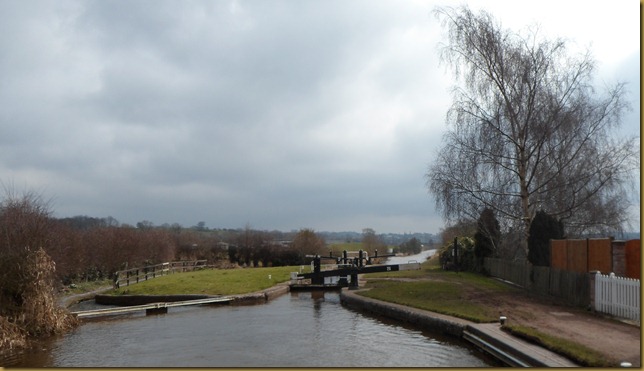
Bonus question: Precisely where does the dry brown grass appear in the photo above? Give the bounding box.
[0,315,27,351]
[0,191,79,355]
[0,247,78,352]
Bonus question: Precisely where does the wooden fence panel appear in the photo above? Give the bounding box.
[625,239,641,279]
[566,239,588,273]
[549,268,562,297]
[587,239,612,273]
[566,270,590,307]
[484,258,530,288]
[509,261,529,288]
[547,268,589,306]
[550,240,567,270]
[486,258,502,279]
[531,266,550,295]
[485,258,590,307]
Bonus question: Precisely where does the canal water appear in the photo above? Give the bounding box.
[10,291,500,367]
[386,248,436,265]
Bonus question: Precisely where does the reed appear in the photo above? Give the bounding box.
[0,247,78,353]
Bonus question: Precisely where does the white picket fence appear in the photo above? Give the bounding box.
[594,272,640,323]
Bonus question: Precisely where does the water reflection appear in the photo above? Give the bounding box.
[9,291,499,367]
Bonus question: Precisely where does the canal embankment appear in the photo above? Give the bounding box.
[66,282,292,311]
[339,288,579,367]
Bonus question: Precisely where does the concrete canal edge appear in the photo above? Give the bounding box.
[231,283,290,304]
[339,288,469,337]
[90,282,291,307]
[339,288,579,367]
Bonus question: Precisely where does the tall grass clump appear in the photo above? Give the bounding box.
[0,189,78,354]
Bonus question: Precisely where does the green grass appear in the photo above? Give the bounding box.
[108,266,301,296]
[503,324,615,367]
[328,242,364,252]
[359,278,504,323]
[359,253,517,322]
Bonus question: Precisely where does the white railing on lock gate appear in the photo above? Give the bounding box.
[595,272,640,323]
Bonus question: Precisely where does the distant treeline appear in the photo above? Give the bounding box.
[4,211,434,285]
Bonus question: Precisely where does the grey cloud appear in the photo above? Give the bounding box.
[1,0,637,233]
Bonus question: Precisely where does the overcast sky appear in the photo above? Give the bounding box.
[0,0,640,234]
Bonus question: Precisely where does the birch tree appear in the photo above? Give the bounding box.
[427,6,638,256]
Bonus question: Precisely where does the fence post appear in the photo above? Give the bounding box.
[589,270,600,312]
[609,272,616,317]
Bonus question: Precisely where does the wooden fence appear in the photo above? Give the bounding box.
[550,238,613,273]
[625,240,641,279]
[484,258,590,307]
[114,260,207,288]
[594,272,640,323]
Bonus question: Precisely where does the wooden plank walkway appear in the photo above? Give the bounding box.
[71,297,233,318]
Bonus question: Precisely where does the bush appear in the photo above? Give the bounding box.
[528,210,564,266]
[439,236,476,272]
[0,191,78,352]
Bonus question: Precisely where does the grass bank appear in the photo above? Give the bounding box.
[107,266,299,296]
[504,324,613,367]
[359,257,516,323]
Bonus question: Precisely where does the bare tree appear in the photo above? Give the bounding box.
[292,228,326,263]
[427,6,638,255]
[361,228,385,255]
